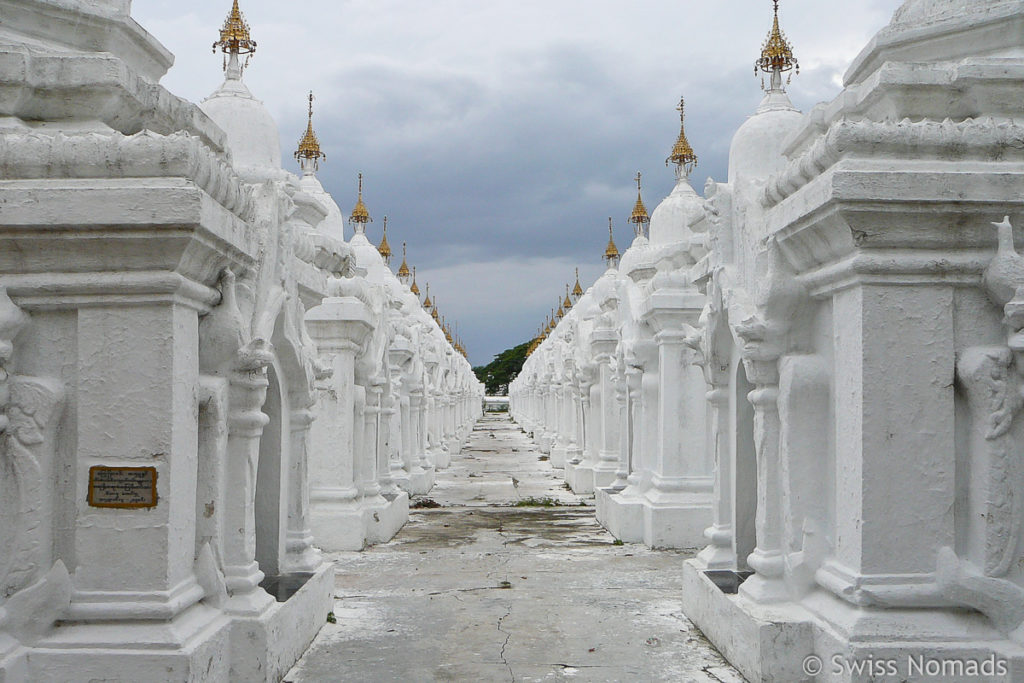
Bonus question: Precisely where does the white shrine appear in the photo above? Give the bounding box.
[513,0,1024,679]
[0,0,481,680]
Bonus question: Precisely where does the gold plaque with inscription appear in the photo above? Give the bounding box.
[87,466,158,509]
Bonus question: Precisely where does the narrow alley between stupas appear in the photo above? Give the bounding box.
[284,414,743,682]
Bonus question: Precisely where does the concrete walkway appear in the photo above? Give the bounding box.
[285,414,744,683]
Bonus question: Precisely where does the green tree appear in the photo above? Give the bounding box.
[473,341,530,395]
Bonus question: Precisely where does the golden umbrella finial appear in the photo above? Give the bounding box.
[667,96,698,177]
[628,172,650,237]
[213,0,257,71]
[572,267,583,298]
[755,0,799,91]
[410,266,421,296]
[563,284,572,311]
[397,241,411,279]
[295,91,326,172]
[423,283,432,309]
[604,217,620,265]
[377,216,392,262]
[350,173,372,228]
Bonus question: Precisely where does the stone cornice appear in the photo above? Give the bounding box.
[0,0,173,82]
[0,46,226,153]
[0,130,252,222]
[764,116,1024,209]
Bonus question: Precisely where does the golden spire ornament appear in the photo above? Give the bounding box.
[755,0,799,91]
[563,284,573,311]
[423,283,432,309]
[295,91,326,173]
[213,0,257,72]
[628,172,650,238]
[667,96,698,177]
[378,216,392,263]
[410,267,421,296]
[349,173,372,231]
[572,267,584,298]
[397,241,411,280]
[604,217,620,266]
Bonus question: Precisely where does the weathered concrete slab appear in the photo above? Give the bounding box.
[286,415,744,683]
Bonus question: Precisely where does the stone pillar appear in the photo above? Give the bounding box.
[386,374,409,491]
[222,353,274,611]
[696,378,734,570]
[593,333,620,488]
[371,379,398,496]
[411,386,432,474]
[566,378,583,465]
[623,365,643,491]
[70,303,217,619]
[609,361,631,491]
[816,285,956,607]
[283,404,320,572]
[737,356,786,603]
[362,382,383,499]
[550,380,568,467]
[306,295,375,551]
[640,286,713,547]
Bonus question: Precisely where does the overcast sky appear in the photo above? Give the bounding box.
[134,0,904,366]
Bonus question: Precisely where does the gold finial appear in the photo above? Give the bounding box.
[213,0,257,70]
[378,216,392,261]
[563,284,573,310]
[628,172,650,236]
[295,91,326,171]
[410,267,421,296]
[350,173,372,226]
[423,283,432,309]
[755,0,799,90]
[604,217,620,263]
[397,242,411,279]
[667,96,698,176]
[557,296,565,319]
[572,267,583,298]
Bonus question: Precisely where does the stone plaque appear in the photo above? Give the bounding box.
[87,466,158,509]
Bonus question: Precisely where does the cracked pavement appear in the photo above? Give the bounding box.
[285,414,745,683]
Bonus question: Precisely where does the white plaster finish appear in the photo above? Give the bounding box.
[201,55,284,182]
[513,2,1024,677]
[680,1,1024,680]
[0,1,478,679]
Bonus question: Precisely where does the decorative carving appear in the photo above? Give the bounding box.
[957,347,1024,577]
[955,217,1024,578]
[0,131,254,221]
[763,117,1024,208]
[0,560,71,646]
[0,290,65,601]
[937,547,1024,641]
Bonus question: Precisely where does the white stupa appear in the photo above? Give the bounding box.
[200,0,284,182]
[293,91,348,241]
[728,0,803,186]
[649,97,703,246]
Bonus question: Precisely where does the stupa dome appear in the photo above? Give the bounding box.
[727,90,802,185]
[201,72,282,179]
[649,180,702,246]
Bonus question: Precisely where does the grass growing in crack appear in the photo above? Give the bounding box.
[326,611,337,624]
[514,496,561,507]
[612,539,625,546]
[538,455,549,461]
